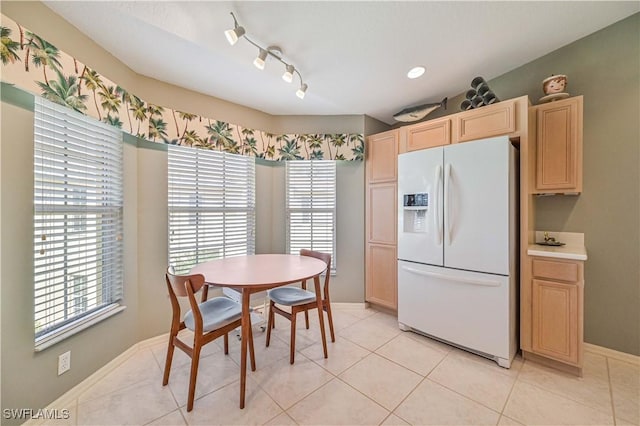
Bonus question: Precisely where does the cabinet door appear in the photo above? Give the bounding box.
[367,183,397,244]
[366,243,397,309]
[456,100,516,142]
[535,96,583,193]
[532,279,579,365]
[404,118,451,152]
[366,130,398,183]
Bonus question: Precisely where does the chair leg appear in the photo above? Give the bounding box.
[290,311,297,364]
[325,301,336,342]
[304,310,310,329]
[162,334,176,386]
[247,319,256,371]
[186,345,202,412]
[224,333,229,354]
[266,301,274,347]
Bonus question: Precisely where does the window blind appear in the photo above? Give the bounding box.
[34,97,124,347]
[286,161,336,271]
[168,146,255,274]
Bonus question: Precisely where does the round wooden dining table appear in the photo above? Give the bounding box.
[190,254,328,409]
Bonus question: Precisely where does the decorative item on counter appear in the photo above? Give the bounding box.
[535,231,566,246]
[539,74,570,103]
[460,76,500,111]
[393,97,448,122]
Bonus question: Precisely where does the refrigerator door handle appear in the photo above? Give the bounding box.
[401,265,501,287]
[434,165,443,245]
[445,163,452,245]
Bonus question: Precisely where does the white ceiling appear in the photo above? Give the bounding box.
[44,1,638,124]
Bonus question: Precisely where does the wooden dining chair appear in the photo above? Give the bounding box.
[163,267,256,412]
[265,249,335,364]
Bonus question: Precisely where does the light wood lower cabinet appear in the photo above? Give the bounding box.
[530,257,584,369]
[365,243,397,309]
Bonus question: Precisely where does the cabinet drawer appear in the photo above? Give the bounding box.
[456,100,516,142]
[404,118,451,152]
[532,258,579,282]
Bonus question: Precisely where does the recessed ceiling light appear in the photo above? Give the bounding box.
[407,66,426,79]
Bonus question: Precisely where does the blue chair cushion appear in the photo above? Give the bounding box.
[184,297,242,332]
[268,286,317,306]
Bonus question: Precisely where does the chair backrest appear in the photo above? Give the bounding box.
[166,268,206,298]
[165,267,207,331]
[300,249,332,296]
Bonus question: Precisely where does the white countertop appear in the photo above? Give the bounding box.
[527,231,588,261]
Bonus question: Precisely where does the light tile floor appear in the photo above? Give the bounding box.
[48,305,639,425]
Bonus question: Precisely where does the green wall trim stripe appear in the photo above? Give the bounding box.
[1,82,35,110]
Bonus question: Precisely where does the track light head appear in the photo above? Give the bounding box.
[253,49,268,70]
[225,26,245,45]
[282,65,295,83]
[296,83,308,99]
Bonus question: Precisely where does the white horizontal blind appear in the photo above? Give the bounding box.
[34,97,124,343]
[168,146,255,274]
[286,161,336,271]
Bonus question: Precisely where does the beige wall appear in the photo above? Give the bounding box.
[426,14,640,355]
[255,161,365,303]
[0,103,141,423]
[0,96,366,416]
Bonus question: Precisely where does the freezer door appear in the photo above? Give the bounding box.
[398,261,515,362]
[398,147,444,266]
[443,136,514,275]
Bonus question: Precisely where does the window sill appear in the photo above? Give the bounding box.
[35,304,127,352]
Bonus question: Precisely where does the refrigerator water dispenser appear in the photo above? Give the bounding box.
[403,193,428,233]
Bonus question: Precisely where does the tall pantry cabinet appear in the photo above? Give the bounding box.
[365,129,399,310]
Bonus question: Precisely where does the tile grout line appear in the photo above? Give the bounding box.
[606,356,618,426]
[331,374,395,420]
[516,357,617,420]
[496,353,527,424]
[383,342,455,425]
[417,349,507,418]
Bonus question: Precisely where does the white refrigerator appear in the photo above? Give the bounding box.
[397,136,518,368]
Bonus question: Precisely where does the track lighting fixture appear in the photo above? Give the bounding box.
[224,12,308,99]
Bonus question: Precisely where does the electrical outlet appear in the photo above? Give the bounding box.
[58,351,71,375]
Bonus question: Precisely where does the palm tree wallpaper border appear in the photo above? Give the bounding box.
[0,16,364,161]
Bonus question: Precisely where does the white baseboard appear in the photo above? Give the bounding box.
[332,302,368,309]
[584,343,640,365]
[24,333,170,426]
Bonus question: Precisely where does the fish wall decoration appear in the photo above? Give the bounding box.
[393,97,447,122]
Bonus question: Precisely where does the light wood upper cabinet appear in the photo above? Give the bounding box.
[400,118,451,153]
[534,96,583,194]
[366,130,398,183]
[456,99,516,142]
[530,257,584,368]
